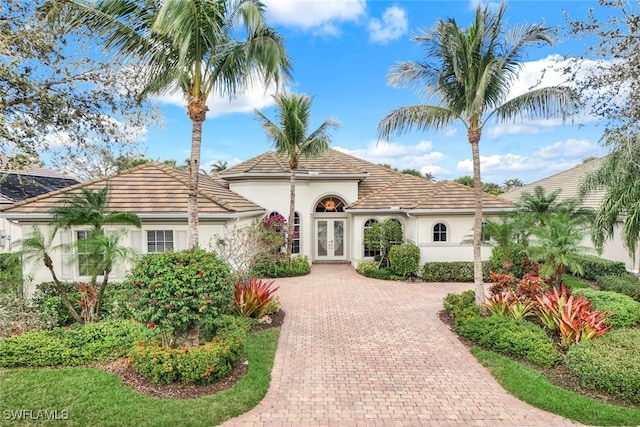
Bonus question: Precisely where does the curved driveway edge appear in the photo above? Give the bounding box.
[223,264,580,426]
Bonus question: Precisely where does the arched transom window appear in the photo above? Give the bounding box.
[315,196,345,212]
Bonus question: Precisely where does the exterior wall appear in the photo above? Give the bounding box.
[588,222,640,272]
[0,216,21,253]
[228,179,359,260]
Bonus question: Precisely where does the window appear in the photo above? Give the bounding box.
[76,230,93,276]
[433,223,447,242]
[292,212,301,254]
[389,218,403,245]
[315,196,345,212]
[147,230,174,253]
[363,219,380,257]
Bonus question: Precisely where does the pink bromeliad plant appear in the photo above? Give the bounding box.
[232,277,280,319]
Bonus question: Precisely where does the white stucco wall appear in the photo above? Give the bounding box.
[0,216,21,253]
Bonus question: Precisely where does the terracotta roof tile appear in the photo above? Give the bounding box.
[2,162,263,216]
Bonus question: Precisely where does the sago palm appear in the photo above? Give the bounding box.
[378,3,578,306]
[255,93,339,257]
[44,0,291,248]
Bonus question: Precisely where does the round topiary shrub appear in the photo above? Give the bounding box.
[127,248,234,347]
[578,289,640,329]
[566,328,640,403]
[389,244,420,278]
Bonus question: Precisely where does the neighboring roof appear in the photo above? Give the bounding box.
[0,173,79,204]
[502,158,605,210]
[221,148,402,199]
[2,162,264,217]
[349,174,513,211]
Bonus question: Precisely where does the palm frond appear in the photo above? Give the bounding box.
[493,86,579,124]
[378,105,460,140]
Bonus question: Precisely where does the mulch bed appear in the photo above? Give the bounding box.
[94,311,285,400]
[438,309,640,409]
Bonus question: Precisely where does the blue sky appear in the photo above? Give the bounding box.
[140,0,609,185]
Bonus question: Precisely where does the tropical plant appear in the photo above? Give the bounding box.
[232,277,280,318]
[255,93,339,257]
[378,3,577,306]
[45,0,291,248]
[528,212,589,288]
[362,219,403,268]
[503,178,524,190]
[483,214,529,277]
[516,186,593,228]
[210,160,228,173]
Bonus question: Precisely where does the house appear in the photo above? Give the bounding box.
[1,149,513,296]
[0,162,79,252]
[502,157,639,272]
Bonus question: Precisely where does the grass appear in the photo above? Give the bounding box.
[561,274,591,289]
[471,347,640,426]
[0,327,279,427]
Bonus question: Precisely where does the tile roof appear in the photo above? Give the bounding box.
[349,175,513,210]
[502,158,604,210]
[2,162,263,216]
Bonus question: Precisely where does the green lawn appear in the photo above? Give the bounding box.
[471,347,640,426]
[561,274,591,289]
[0,328,279,427]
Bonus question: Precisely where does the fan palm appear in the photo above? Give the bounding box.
[44,0,291,248]
[378,3,578,306]
[255,93,340,257]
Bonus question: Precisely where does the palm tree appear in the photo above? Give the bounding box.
[16,226,83,324]
[482,215,528,277]
[255,93,340,257]
[503,178,524,190]
[49,186,141,235]
[211,160,229,173]
[517,186,593,228]
[378,3,577,306]
[44,0,291,248]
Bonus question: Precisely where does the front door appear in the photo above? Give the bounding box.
[315,219,346,260]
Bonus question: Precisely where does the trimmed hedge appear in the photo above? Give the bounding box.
[421,261,490,282]
[569,255,627,281]
[443,290,480,328]
[578,289,640,329]
[0,320,157,367]
[596,274,640,302]
[253,255,311,278]
[457,316,561,368]
[389,244,420,278]
[566,328,640,403]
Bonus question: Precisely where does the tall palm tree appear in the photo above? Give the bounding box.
[378,3,577,306]
[255,93,340,257]
[44,0,291,248]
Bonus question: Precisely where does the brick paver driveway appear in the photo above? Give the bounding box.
[223,264,579,426]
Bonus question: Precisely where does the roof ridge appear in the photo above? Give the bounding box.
[330,148,402,176]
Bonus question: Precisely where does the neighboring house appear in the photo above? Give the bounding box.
[502,158,639,272]
[0,163,79,253]
[1,149,513,296]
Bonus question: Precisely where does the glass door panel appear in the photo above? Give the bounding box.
[317,220,328,256]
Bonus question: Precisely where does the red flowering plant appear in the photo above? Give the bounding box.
[127,249,234,348]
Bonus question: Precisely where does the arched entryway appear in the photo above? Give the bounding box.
[314,195,347,261]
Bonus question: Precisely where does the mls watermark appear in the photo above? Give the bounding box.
[3,409,69,421]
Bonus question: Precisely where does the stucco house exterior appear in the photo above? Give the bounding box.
[1,149,513,296]
[502,157,639,272]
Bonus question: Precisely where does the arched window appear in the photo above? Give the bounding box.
[389,218,403,245]
[433,223,447,242]
[315,196,345,212]
[292,212,301,254]
[363,219,380,258]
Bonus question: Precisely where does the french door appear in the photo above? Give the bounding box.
[315,218,346,260]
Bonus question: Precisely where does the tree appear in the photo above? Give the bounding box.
[211,160,228,173]
[516,186,593,228]
[483,215,528,277]
[44,0,291,249]
[378,3,577,307]
[503,178,524,190]
[255,93,339,257]
[363,219,404,268]
[2,1,159,166]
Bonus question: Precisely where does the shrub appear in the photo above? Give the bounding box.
[127,249,234,347]
[566,328,640,403]
[199,314,256,343]
[363,268,391,280]
[0,253,22,296]
[356,261,380,275]
[389,244,420,278]
[535,285,610,347]
[596,274,640,301]
[0,294,44,337]
[443,290,480,328]
[0,319,156,367]
[252,255,310,278]
[489,243,528,278]
[363,219,403,268]
[577,289,640,329]
[232,277,280,318]
[457,316,561,368]
[569,255,627,281]
[421,261,490,282]
[129,323,247,385]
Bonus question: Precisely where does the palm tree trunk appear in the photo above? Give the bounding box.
[287,168,295,260]
[469,128,485,307]
[188,117,203,249]
[47,264,83,324]
[94,269,110,319]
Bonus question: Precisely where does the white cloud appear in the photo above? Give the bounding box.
[533,139,600,160]
[334,140,449,177]
[262,0,366,35]
[153,74,279,118]
[487,123,539,139]
[368,6,408,44]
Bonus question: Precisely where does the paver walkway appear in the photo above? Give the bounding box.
[223,264,580,426]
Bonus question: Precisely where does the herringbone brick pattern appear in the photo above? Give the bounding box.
[223,265,581,426]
